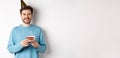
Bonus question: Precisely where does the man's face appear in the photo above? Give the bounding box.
[21,9,32,24]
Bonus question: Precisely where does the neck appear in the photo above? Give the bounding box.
[22,23,31,27]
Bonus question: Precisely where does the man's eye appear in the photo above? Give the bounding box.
[22,14,26,15]
[28,14,31,15]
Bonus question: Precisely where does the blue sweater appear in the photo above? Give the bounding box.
[7,24,46,58]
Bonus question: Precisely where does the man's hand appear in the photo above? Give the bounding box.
[21,39,30,47]
[31,41,39,48]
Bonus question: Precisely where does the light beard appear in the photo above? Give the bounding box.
[23,21,31,24]
[22,19,31,24]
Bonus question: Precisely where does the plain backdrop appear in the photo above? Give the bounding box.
[0,0,120,58]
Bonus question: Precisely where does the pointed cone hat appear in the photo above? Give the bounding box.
[21,0,27,8]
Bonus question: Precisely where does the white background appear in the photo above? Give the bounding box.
[0,0,120,58]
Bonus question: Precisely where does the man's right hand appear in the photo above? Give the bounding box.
[21,39,30,47]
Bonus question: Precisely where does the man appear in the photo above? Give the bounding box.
[7,0,46,58]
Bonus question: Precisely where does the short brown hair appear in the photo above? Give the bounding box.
[20,6,33,14]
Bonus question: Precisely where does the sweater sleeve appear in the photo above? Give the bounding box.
[7,28,23,54]
[36,29,46,53]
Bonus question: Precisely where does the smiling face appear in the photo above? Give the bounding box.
[20,9,32,24]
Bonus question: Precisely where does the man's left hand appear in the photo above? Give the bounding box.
[31,41,39,48]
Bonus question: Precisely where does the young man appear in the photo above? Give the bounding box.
[7,0,46,58]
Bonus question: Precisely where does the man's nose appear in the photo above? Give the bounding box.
[25,15,29,18]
